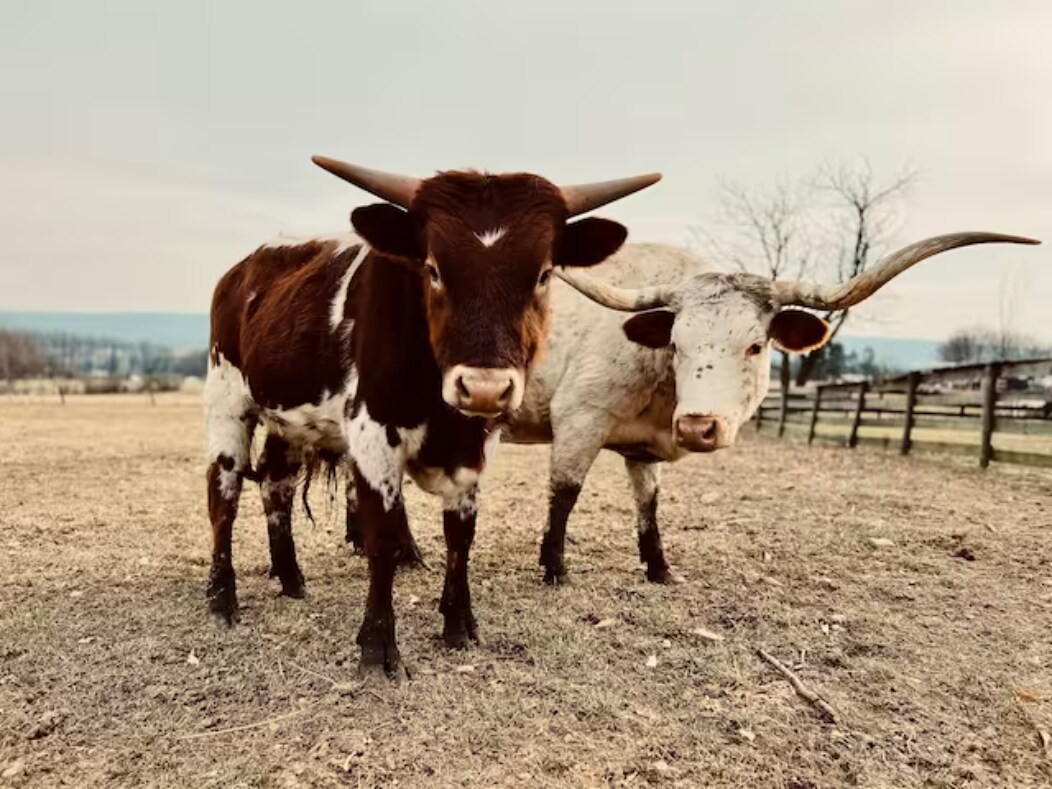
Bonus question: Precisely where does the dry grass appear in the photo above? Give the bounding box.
[1,394,1051,788]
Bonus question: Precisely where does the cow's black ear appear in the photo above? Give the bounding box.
[350,204,422,259]
[556,218,628,268]
[769,309,830,354]
[623,310,675,349]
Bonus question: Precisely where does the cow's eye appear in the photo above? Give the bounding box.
[746,342,764,357]
[538,268,553,287]
[425,263,441,286]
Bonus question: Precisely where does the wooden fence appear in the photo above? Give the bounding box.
[755,356,1052,469]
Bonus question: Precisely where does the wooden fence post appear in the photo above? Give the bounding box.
[900,372,919,455]
[807,385,823,446]
[848,381,868,449]
[979,363,1001,468]
[777,384,789,438]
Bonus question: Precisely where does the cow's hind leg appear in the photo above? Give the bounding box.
[439,487,479,648]
[259,434,306,598]
[204,371,256,629]
[625,459,681,583]
[540,428,605,586]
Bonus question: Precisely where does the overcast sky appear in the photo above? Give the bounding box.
[2,0,1050,340]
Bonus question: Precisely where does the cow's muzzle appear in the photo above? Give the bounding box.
[674,414,725,452]
[442,366,524,418]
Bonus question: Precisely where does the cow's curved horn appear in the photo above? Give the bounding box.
[555,269,674,311]
[772,232,1041,310]
[560,173,662,217]
[311,156,421,209]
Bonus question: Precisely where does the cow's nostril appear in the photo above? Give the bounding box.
[456,375,471,400]
[701,421,718,441]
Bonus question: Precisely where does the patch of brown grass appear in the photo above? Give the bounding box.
[1,395,1050,787]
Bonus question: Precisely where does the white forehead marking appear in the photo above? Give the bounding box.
[474,227,507,247]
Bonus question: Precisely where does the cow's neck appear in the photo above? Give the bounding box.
[350,253,443,430]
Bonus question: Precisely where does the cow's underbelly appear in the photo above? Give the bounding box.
[260,396,350,454]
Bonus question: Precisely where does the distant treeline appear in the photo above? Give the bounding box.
[0,328,207,382]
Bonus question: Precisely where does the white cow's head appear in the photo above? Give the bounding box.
[559,232,1039,452]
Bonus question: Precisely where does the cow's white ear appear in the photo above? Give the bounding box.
[350,204,422,260]
[623,310,674,349]
[769,309,830,354]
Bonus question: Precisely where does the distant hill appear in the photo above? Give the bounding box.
[0,311,945,371]
[0,312,209,351]
[836,335,942,371]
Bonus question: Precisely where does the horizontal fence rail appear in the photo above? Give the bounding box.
[756,357,1052,470]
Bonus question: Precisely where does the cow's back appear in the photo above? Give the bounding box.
[210,236,364,410]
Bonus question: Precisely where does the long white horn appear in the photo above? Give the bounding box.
[772,232,1041,310]
[555,269,674,311]
[312,156,421,209]
[559,173,662,217]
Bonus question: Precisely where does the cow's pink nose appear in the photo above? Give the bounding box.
[443,366,523,417]
[675,415,723,452]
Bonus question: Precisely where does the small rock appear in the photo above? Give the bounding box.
[661,639,672,649]
[407,595,421,606]
[954,547,976,562]
[2,759,26,780]
[645,655,658,669]
[700,492,720,505]
[868,537,895,549]
[77,636,96,644]
[652,760,671,774]
[829,614,847,624]
[27,710,63,740]
[691,628,724,643]
[594,618,618,629]
[739,727,756,742]
[187,650,201,666]
[455,664,476,673]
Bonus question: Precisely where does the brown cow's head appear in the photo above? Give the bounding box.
[314,156,660,418]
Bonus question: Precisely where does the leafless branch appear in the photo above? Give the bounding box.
[757,647,838,723]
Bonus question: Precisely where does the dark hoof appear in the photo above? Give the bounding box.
[542,566,570,586]
[273,567,306,598]
[279,580,307,599]
[646,564,685,584]
[208,588,239,630]
[359,660,409,685]
[442,613,479,650]
[358,645,408,683]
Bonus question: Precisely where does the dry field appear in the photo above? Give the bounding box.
[1,395,1051,788]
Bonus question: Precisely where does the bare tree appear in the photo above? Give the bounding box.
[938,329,984,365]
[0,330,47,383]
[691,178,814,399]
[793,160,917,386]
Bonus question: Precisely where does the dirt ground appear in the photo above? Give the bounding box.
[1,394,1051,788]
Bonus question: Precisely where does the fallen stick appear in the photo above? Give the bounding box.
[756,648,838,723]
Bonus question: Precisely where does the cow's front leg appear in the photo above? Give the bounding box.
[541,426,605,586]
[439,486,478,648]
[259,434,306,598]
[353,466,411,681]
[346,458,425,568]
[625,459,682,584]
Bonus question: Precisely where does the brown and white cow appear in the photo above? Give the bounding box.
[205,156,659,678]
[499,232,1038,584]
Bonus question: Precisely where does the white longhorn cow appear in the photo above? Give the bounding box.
[503,232,1039,584]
